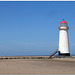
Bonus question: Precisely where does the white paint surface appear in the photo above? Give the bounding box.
[59,29,70,53]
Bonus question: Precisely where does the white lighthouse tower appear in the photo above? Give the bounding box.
[58,19,70,56]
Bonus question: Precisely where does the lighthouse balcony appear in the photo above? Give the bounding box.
[58,27,69,30]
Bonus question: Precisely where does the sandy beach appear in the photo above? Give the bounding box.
[0,56,75,74]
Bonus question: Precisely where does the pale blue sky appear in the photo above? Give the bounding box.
[0,1,75,56]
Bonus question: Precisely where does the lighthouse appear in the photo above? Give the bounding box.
[58,19,70,56]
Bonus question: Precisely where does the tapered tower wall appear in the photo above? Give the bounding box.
[58,19,70,56]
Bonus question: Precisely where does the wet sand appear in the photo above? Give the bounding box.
[0,56,75,74]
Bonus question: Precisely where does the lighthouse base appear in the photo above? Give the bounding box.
[58,51,70,56]
[53,56,71,59]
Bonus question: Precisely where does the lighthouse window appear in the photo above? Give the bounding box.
[60,24,67,27]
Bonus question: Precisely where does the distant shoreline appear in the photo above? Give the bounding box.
[0,56,50,60]
[0,54,75,57]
